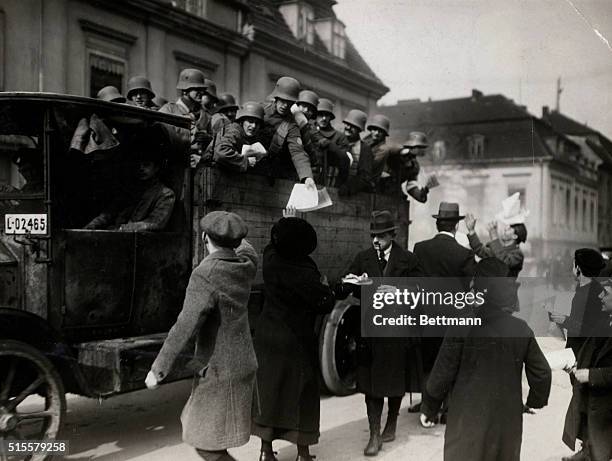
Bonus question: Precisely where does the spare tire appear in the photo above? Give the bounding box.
[318,299,360,396]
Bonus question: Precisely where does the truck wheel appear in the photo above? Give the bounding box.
[319,301,360,396]
[0,340,66,461]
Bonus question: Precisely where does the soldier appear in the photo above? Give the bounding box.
[213,101,266,173]
[260,76,315,190]
[315,98,350,187]
[203,78,219,114]
[160,69,212,167]
[340,109,373,195]
[382,131,436,201]
[126,76,159,110]
[211,93,239,136]
[291,90,324,174]
[364,114,400,188]
[96,85,126,103]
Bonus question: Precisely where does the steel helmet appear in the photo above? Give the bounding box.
[317,98,335,119]
[271,76,300,102]
[403,131,429,148]
[343,109,368,132]
[297,90,319,110]
[216,93,239,113]
[204,78,218,99]
[367,114,390,136]
[126,76,155,99]
[97,85,126,103]
[236,101,265,122]
[176,68,207,90]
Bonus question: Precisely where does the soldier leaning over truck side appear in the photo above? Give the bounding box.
[291,90,323,173]
[211,93,239,136]
[159,69,212,168]
[339,109,374,196]
[259,76,316,191]
[213,102,267,173]
[315,98,350,187]
[364,114,402,190]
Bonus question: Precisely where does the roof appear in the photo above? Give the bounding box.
[249,0,386,90]
[378,90,584,163]
[544,109,599,136]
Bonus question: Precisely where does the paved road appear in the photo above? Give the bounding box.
[60,337,576,461]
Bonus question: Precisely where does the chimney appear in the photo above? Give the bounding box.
[471,89,483,99]
[542,106,550,119]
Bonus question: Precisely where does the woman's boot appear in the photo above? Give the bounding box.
[364,421,383,456]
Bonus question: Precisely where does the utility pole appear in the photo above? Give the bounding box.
[555,77,563,112]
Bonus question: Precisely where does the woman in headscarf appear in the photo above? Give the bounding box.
[252,207,335,461]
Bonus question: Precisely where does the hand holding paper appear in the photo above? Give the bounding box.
[544,348,576,371]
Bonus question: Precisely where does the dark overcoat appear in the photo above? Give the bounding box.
[253,245,335,440]
[413,233,477,370]
[423,309,552,461]
[563,280,605,355]
[563,333,612,461]
[343,242,424,397]
[151,240,258,450]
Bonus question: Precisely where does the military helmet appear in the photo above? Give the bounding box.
[126,76,155,99]
[204,78,218,100]
[97,85,126,103]
[236,101,265,122]
[271,76,300,102]
[297,90,319,110]
[216,93,239,113]
[317,98,335,120]
[343,109,368,132]
[403,131,429,148]
[176,68,207,90]
[367,114,390,136]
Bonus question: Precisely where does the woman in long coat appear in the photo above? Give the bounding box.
[422,258,552,461]
[252,210,335,461]
[147,211,258,461]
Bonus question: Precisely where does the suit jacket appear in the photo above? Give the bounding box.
[342,242,424,397]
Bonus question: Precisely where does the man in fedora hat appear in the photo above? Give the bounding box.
[337,210,423,456]
[146,211,258,461]
[412,202,476,423]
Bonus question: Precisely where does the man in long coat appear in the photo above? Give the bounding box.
[337,210,423,456]
[412,202,476,422]
[146,211,258,461]
[562,279,612,461]
[422,258,552,461]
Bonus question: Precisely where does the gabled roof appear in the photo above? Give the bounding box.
[249,0,386,91]
[544,109,599,136]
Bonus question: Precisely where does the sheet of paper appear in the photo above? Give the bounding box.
[286,183,319,210]
[299,188,333,212]
[241,142,267,157]
[427,173,440,188]
[544,348,576,370]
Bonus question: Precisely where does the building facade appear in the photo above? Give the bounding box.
[0,0,387,118]
[380,90,602,271]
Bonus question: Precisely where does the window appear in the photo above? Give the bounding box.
[590,195,595,233]
[583,197,588,232]
[332,20,346,59]
[172,0,207,17]
[279,2,314,45]
[80,20,136,98]
[565,187,571,224]
[551,184,557,225]
[0,9,4,91]
[575,194,579,230]
[468,134,485,158]
[314,18,346,59]
[89,53,125,98]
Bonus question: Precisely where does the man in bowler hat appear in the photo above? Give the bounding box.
[337,210,423,456]
[412,202,476,424]
[146,211,258,461]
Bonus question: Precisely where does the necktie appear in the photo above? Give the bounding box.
[378,250,387,273]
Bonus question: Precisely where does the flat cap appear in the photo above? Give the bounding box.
[200,211,247,248]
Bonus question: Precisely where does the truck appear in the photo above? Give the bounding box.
[0,93,405,459]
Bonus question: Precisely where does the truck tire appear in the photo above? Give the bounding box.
[0,340,66,461]
[319,300,360,396]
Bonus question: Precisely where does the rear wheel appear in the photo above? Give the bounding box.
[0,340,66,461]
[319,300,360,396]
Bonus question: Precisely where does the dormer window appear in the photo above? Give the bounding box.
[172,0,206,18]
[468,134,485,158]
[314,17,346,59]
[279,1,315,45]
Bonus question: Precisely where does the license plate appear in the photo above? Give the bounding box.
[4,214,48,235]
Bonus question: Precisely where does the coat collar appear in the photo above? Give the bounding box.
[205,248,239,262]
[366,241,399,277]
